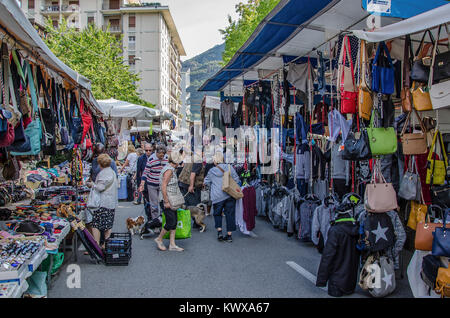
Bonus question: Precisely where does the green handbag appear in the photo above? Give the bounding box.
[367,109,398,156]
[162,209,192,239]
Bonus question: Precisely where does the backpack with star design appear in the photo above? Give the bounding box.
[365,213,395,252]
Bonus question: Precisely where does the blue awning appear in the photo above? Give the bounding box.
[200,0,447,93]
[199,0,335,91]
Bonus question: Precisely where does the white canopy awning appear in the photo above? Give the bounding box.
[352,4,450,42]
[97,98,159,120]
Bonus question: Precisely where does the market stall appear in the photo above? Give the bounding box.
[0,0,111,297]
[199,0,450,298]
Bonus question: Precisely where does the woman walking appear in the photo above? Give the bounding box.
[154,151,185,252]
[87,154,118,248]
[204,152,240,242]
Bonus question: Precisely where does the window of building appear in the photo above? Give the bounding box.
[87,16,94,25]
[129,16,136,28]
[128,36,135,42]
[28,0,34,9]
[129,55,135,65]
[110,0,120,10]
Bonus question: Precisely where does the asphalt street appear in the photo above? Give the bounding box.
[48,201,414,298]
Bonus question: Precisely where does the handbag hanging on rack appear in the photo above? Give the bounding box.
[426,129,448,186]
[342,118,372,161]
[399,156,420,201]
[400,109,428,155]
[364,160,398,213]
[371,41,395,95]
[415,205,450,251]
[411,30,435,83]
[339,35,358,114]
[432,209,450,258]
[366,107,397,156]
[401,35,414,113]
[358,40,373,120]
[10,62,42,156]
[429,24,450,109]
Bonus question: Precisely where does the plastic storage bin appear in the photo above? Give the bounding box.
[104,233,132,266]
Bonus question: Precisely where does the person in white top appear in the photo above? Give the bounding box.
[120,144,138,175]
[86,154,119,248]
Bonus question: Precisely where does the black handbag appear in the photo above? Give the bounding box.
[420,254,442,292]
[432,24,450,84]
[411,30,435,83]
[431,183,450,209]
[342,120,372,161]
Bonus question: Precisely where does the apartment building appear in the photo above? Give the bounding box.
[19,0,186,129]
[180,68,191,131]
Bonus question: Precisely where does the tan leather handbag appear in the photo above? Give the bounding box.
[415,206,450,251]
[358,40,372,120]
[364,162,398,213]
[407,200,427,231]
[217,165,243,200]
[400,109,428,155]
[412,81,433,111]
[435,267,450,298]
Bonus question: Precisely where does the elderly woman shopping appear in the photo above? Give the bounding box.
[87,154,119,248]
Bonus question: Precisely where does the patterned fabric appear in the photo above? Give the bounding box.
[336,35,359,67]
[92,207,115,231]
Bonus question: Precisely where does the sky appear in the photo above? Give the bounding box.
[161,0,242,61]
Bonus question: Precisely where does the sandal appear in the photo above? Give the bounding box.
[154,238,167,251]
[169,245,184,252]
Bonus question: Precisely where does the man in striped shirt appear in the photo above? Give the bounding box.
[139,145,168,220]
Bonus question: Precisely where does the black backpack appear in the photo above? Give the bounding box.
[421,254,442,294]
[365,213,395,252]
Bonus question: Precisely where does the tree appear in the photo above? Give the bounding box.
[42,19,154,107]
[219,0,280,65]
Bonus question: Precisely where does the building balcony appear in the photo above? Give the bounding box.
[101,2,122,15]
[61,4,80,14]
[103,25,122,33]
[41,5,60,14]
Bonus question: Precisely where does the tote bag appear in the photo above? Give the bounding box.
[364,162,398,213]
[426,130,448,186]
[372,42,395,95]
[429,24,450,109]
[162,209,191,239]
[400,109,428,155]
[367,109,397,156]
[218,165,243,200]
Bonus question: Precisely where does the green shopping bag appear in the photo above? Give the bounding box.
[41,252,64,275]
[162,209,191,239]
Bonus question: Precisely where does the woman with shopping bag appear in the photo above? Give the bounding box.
[154,151,186,252]
[203,152,241,243]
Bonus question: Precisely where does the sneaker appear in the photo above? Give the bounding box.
[223,235,232,243]
[217,231,223,241]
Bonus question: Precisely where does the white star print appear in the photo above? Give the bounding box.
[382,268,393,289]
[371,222,388,243]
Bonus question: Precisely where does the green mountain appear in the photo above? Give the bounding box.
[182,43,224,121]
